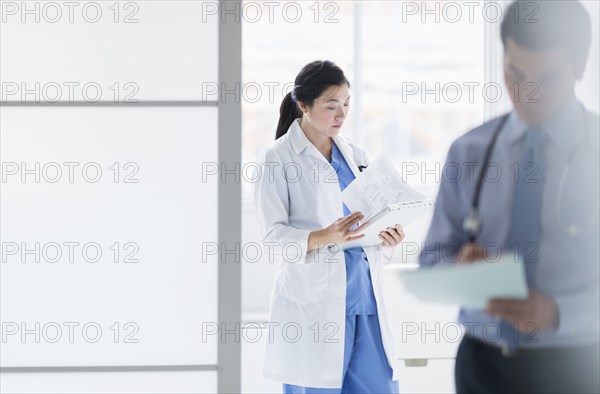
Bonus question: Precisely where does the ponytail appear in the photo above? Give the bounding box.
[274,60,349,140]
[275,92,301,140]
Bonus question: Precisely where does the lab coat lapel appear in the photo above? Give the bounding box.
[288,118,331,164]
[333,135,361,178]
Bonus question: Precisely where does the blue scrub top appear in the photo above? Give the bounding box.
[330,141,378,315]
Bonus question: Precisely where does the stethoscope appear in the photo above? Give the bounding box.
[462,111,599,242]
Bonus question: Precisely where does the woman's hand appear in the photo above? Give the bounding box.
[378,224,405,248]
[308,212,367,251]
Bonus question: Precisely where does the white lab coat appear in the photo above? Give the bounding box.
[253,118,400,388]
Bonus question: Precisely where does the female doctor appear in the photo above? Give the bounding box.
[253,60,404,394]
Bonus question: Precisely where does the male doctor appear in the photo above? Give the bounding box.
[420,1,599,393]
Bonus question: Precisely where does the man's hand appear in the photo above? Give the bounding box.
[456,243,487,264]
[487,290,559,333]
[456,244,559,332]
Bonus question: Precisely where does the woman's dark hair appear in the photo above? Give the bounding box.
[500,0,591,66]
[275,60,350,140]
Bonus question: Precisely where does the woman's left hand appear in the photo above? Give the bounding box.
[378,224,405,247]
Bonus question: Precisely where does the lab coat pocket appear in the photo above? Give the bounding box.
[276,248,340,305]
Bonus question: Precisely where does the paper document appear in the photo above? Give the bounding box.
[398,255,528,309]
[341,199,435,250]
[335,154,433,250]
[342,154,425,221]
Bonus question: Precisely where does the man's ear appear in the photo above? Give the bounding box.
[573,56,588,80]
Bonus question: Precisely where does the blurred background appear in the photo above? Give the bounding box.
[1,1,598,393]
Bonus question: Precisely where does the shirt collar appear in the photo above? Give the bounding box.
[505,111,529,146]
[543,95,586,149]
[506,95,585,149]
[288,118,309,154]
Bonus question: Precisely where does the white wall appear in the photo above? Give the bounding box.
[1,1,220,392]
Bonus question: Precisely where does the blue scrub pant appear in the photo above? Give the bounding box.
[283,314,399,394]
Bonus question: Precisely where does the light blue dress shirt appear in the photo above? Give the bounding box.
[420,96,600,348]
[330,141,378,315]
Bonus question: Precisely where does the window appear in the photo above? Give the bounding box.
[241,2,484,392]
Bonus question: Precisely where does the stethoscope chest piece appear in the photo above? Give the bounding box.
[463,208,482,240]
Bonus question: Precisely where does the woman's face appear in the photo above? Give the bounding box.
[300,83,350,138]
